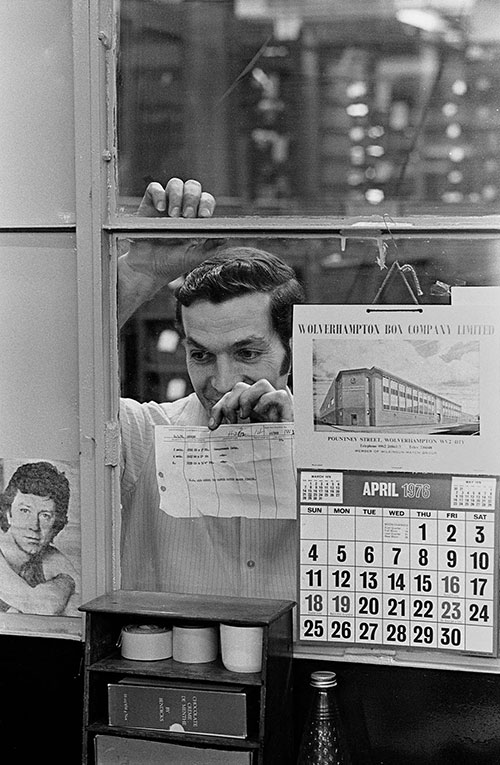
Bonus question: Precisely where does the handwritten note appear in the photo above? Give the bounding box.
[154,423,296,519]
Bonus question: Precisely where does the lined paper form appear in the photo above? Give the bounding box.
[155,423,296,518]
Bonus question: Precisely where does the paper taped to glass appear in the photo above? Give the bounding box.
[154,422,296,518]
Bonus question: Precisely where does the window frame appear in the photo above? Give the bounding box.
[94,0,500,672]
[106,0,500,234]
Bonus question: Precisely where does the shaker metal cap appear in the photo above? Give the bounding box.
[310,670,337,688]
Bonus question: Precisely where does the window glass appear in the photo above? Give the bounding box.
[119,234,500,402]
[117,0,500,217]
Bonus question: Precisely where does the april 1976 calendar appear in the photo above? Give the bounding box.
[292,302,500,659]
[298,469,498,655]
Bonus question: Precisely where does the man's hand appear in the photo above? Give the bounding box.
[118,178,218,326]
[137,178,216,218]
[208,381,293,430]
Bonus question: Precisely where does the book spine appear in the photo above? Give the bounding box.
[107,684,247,737]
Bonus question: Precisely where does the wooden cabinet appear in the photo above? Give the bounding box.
[80,590,295,764]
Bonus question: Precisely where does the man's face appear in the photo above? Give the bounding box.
[8,491,57,555]
[182,292,289,415]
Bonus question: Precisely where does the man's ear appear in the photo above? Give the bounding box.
[283,337,293,379]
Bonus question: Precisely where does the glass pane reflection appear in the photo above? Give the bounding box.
[119,234,500,402]
[118,0,500,217]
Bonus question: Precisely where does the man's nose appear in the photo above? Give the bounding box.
[28,513,41,530]
[211,358,239,395]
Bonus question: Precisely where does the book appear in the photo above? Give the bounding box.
[107,679,248,738]
[95,734,252,764]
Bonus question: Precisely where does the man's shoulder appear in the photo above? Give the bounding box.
[0,530,15,558]
[40,544,63,560]
[162,393,210,425]
[42,545,79,577]
[120,393,208,426]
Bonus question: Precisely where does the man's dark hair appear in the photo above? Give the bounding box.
[175,246,305,373]
[0,462,70,535]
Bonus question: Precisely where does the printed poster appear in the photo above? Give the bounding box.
[293,303,500,659]
[293,303,500,475]
[0,458,81,639]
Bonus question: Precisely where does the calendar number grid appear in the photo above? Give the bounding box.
[298,472,498,657]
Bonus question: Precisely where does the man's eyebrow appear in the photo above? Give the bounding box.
[185,335,268,348]
[183,337,206,349]
[233,336,269,347]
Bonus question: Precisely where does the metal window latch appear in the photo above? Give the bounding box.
[97,31,112,49]
[104,421,119,467]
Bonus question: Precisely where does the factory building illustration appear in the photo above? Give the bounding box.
[318,366,479,432]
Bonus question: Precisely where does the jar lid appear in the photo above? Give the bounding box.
[310,670,337,688]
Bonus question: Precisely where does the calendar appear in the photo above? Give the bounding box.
[292,302,500,663]
[298,470,499,655]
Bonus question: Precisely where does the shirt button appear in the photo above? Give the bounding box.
[246,560,255,568]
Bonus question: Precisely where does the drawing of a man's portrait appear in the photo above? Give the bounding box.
[0,459,81,631]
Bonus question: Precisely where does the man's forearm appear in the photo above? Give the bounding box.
[117,179,216,326]
[118,252,170,328]
[118,238,223,327]
[0,571,75,615]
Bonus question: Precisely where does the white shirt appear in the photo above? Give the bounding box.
[119,394,297,599]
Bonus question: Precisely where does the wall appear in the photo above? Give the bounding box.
[0,2,85,760]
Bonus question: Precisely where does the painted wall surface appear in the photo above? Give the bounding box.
[0,0,83,750]
[0,233,78,458]
[0,233,81,639]
[0,0,82,630]
[0,0,75,226]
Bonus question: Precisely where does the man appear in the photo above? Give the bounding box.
[119,179,304,599]
[0,461,79,615]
